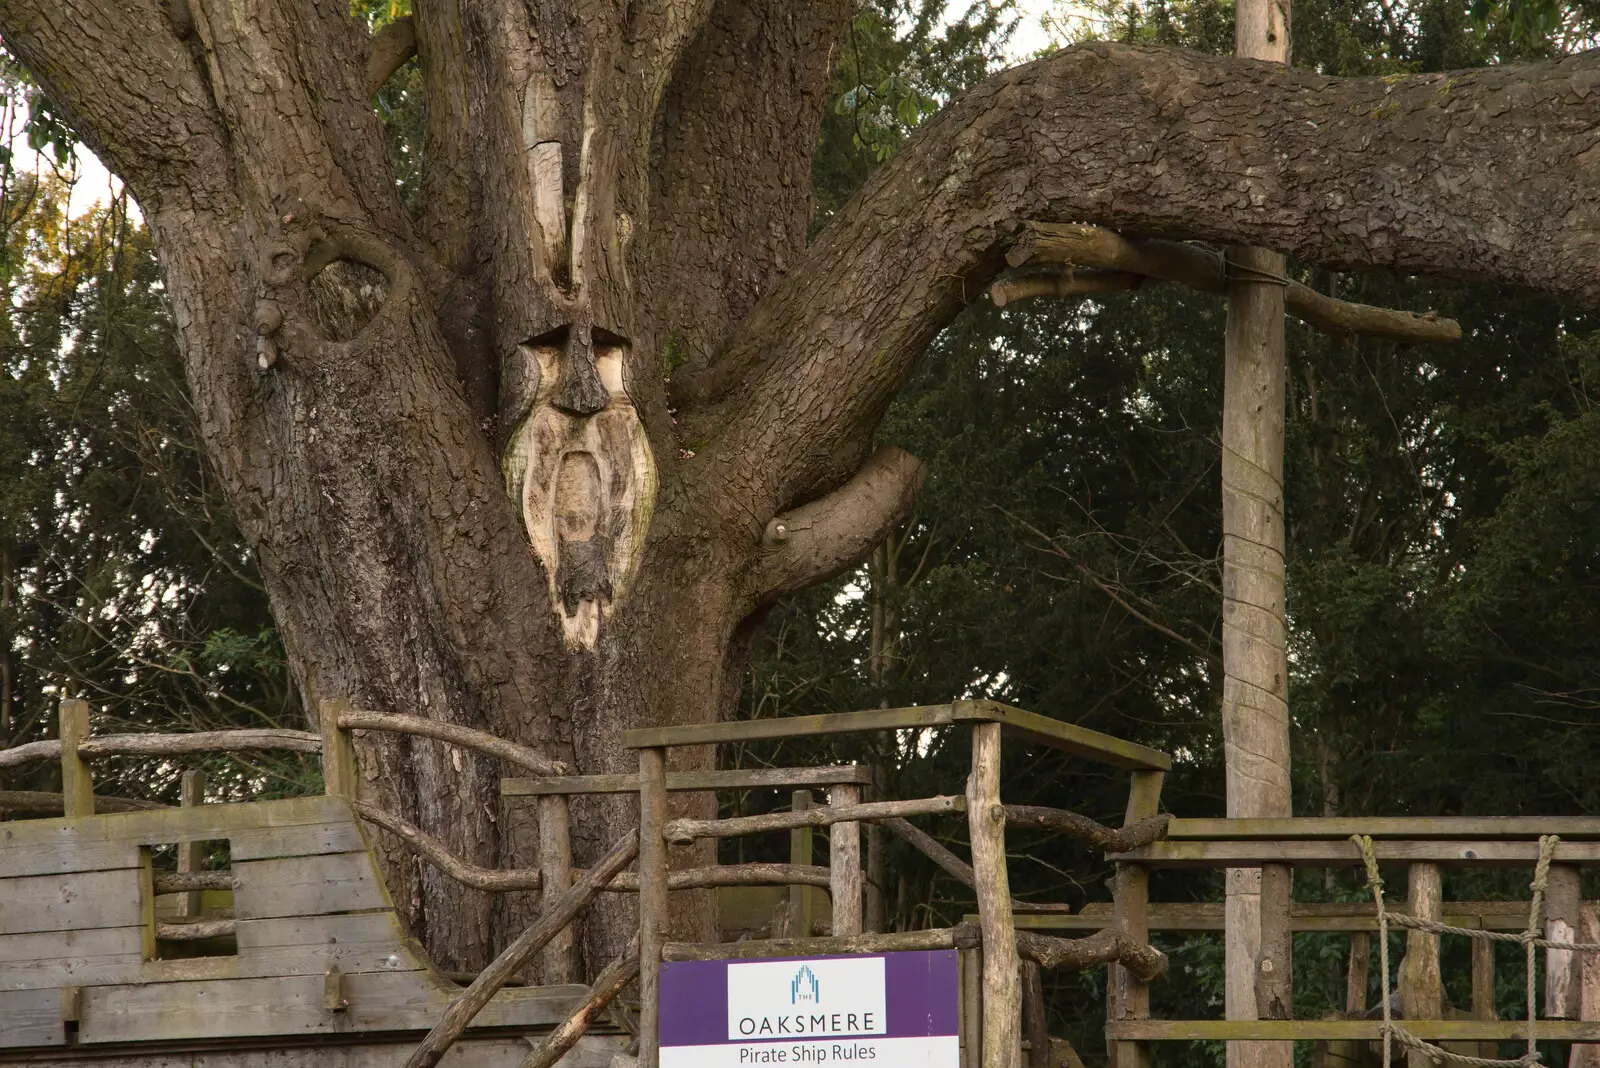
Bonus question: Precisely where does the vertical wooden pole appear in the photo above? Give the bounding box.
[57,699,93,819]
[1022,960,1050,1068]
[865,764,887,934]
[1544,865,1582,1018]
[1114,770,1163,1068]
[1471,917,1498,1061]
[1398,863,1442,1068]
[829,783,862,937]
[1345,932,1370,1015]
[1222,0,1292,1057]
[319,697,359,799]
[968,721,1019,1068]
[1255,863,1293,1020]
[539,793,576,983]
[638,747,668,1068]
[1106,964,1121,1068]
[1570,902,1600,1068]
[962,945,985,1068]
[789,790,819,938]
[176,769,206,918]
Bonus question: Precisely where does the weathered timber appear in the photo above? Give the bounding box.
[0,988,61,1047]
[1001,223,1461,344]
[661,923,982,961]
[353,800,543,890]
[637,747,667,1068]
[154,870,235,893]
[405,828,639,1068]
[882,815,978,887]
[1255,862,1293,1021]
[604,863,833,892]
[1108,1020,1600,1042]
[1017,928,1166,981]
[502,765,874,795]
[963,946,985,1067]
[79,729,323,758]
[1546,864,1582,1018]
[622,700,1171,770]
[538,793,575,983]
[0,927,144,991]
[1473,927,1499,1061]
[176,769,207,918]
[667,794,963,843]
[1166,816,1600,839]
[1003,806,1170,853]
[1397,863,1441,1068]
[1115,839,1600,865]
[0,739,59,768]
[970,721,1020,1068]
[1023,960,1051,1068]
[0,794,358,856]
[0,868,143,935]
[787,790,821,941]
[319,698,360,799]
[156,918,237,940]
[520,938,640,1068]
[1019,900,1534,932]
[232,851,389,919]
[1113,768,1162,1068]
[338,709,567,776]
[58,699,94,819]
[1574,903,1600,1067]
[829,782,863,936]
[0,790,167,814]
[1346,933,1371,1014]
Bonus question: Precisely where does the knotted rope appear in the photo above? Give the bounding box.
[1352,834,1578,1067]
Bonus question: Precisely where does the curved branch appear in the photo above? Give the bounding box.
[354,801,545,891]
[1003,806,1171,853]
[365,15,417,96]
[339,710,570,776]
[749,445,927,603]
[0,790,168,813]
[1017,928,1168,982]
[999,223,1461,343]
[702,43,1600,510]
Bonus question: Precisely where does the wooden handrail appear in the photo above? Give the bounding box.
[665,795,963,843]
[338,710,567,775]
[0,729,320,769]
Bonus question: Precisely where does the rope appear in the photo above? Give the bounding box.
[1351,834,1571,1067]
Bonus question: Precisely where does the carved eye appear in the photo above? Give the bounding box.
[306,259,390,342]
[594,350,624,396]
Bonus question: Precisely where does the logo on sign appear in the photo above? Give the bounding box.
[792,966,820,1005]
[727,957,886,1041]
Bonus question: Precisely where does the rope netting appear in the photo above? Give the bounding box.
[1353,834,1600,1067]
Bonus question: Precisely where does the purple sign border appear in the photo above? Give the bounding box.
[658,949,959,1047]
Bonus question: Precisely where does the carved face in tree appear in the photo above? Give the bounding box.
[503,328,655,650]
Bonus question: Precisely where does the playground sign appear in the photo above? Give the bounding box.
[658,950,960,1066]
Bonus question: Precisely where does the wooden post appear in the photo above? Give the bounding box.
[57,699,93,819]
[865,764,887,934]
[962,945,984,1068]
[1345,932,1370,1015]
[1471,918,1498,1061]
[829,783,863,937]
[176,769,206,918]
[1022,960,1051,1068]
[638,747,668,1068]
[1571,902,1600,1068]
[1398,862,1442,1068]
[1255,863,1293,1020]
[1544,865,1582,1018]
[789,790,820,938]
[968,721,1019,1068]
[539,793,576,983]
[1114,770,1163,1068]
[1106,963,1120,1068]
[319,697,359,799]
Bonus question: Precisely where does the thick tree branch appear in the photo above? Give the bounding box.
[1017,928,1169,982]
[994,222,1461,343]
[748,445,926,603]
[703,43,1600,516]
[366,15,417,96]
[0,0,233,211]
[1003,806,1172,853]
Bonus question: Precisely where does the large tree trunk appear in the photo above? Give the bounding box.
[1222,1,1294,1065]
[5,0,1600,975]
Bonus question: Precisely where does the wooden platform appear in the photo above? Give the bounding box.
[0,796,599,1054]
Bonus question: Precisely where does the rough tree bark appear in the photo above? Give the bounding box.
[1222,0,1294,1065]
[4,0,1600,977]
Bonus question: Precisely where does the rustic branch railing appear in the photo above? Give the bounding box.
[154,919,236,941]
[0,728,320,768]
[335,710,568,775]
[661,924,983,961]
[0,789,168,813]
[664,794,964,843]
[1003,805,1170,853]
[520,936,641,1068]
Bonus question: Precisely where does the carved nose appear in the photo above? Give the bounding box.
[553,333,610,415]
